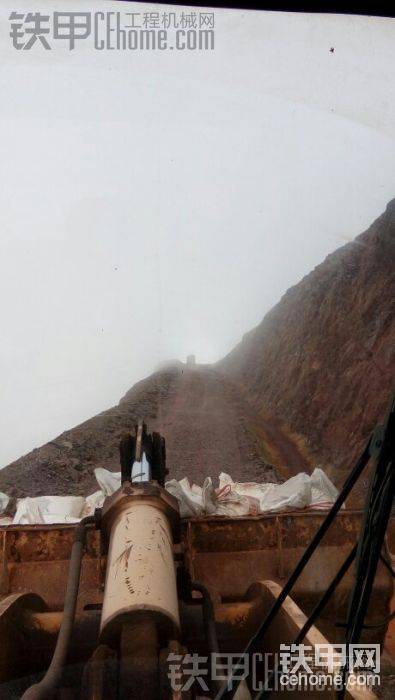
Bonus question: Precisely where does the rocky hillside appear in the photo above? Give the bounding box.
[0,364,311,498]
[0,200,393,499]
[219,199,395,486]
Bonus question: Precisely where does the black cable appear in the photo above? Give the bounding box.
[216,395,394,700]
[214,439,371,700]
[336,396,395,699]
[191,581,221,694]
[254,544,358,699]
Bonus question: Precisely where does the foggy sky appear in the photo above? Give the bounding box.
[1,2,395,467]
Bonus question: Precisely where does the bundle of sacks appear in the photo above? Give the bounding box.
[0,466,339,525]
[166,468,339,517]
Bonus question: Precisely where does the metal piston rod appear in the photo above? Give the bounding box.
[98,427,180,699]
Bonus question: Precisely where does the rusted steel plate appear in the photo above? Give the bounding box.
[6,559,103,611]
[0,512,392,637]
[182,516,278,553]
[181,511,393,649]
[0,524,100,562]
[182,511,362,553]
[0,525,103,611]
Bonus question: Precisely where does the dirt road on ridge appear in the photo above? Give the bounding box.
[150,365,311,485]
[0,364,312,497]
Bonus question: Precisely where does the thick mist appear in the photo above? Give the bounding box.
[1,3,394,466]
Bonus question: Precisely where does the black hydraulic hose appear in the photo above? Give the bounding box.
[192,581,220,656]
[293,544,357,645]
[215,440,372,700]
[254,543,358,700]
[336,400,395,699]
[21,516,95,700]
[191,581,222,694]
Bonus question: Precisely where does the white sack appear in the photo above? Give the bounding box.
[82,490,105,517]
[310,468,340,508]
[0,492,10,514]
[5,465,339,525]
[13,496,85,525]
[94,468,121,496]
[215,475,260,516]
[217,471,312,514]
[166,468,338,518]
[165,477,205,517]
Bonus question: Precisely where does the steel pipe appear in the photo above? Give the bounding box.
[21,516,95,700]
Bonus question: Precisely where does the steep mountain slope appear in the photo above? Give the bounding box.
[219,200,395,485]
[1,200,393,499]
[0,365,310,498]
